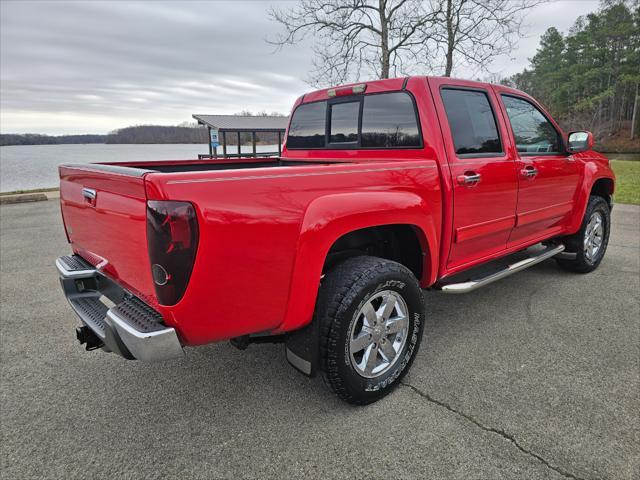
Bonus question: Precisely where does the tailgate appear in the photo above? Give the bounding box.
[59,164,156,304]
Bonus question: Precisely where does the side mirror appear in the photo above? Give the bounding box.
[567,131,593,153]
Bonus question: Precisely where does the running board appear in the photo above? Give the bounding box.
[439,244,565,294]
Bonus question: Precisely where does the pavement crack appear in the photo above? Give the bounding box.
[401,382,588,480]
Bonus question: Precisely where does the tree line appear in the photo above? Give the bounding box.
[105,125,282,145]
[0,127,276,146]
[104,125,207,144]
[505,0,639,148]
[0,133,106,146]
[0,128,205,146]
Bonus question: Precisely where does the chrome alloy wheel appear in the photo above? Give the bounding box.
[584,211,604,262]
[348,290,409,378]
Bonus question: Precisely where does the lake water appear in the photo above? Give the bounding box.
[0,143,279,192]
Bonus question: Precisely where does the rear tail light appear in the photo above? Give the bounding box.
[146,200,199,306]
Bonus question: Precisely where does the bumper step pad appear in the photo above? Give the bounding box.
[56,254,96,278]
[69,296,108,339]
[110,296,166,333]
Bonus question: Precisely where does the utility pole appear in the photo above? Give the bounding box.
[631,82,638,140]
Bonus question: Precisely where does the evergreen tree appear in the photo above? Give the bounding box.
[510,0,639,143]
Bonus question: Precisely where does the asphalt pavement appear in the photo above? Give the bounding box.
[1,200,638,479]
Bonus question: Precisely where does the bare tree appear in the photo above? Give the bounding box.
[436,0,545,77]
[268,0,441,86]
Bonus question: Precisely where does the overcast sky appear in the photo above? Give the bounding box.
[0,0,600,135]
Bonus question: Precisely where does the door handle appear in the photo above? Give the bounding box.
[520,166,538,178]
[457,172,482,186]
[82,188,97,206]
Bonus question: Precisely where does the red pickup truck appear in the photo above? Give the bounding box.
[57,76,615,404]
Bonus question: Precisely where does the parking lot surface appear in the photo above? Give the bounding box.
[1,200,638,479]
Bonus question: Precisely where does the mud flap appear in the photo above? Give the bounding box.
[285,318,319,377]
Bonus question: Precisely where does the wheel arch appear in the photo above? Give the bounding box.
[276,191,439,334]
[323,224,426,280]
[568,158,615,234]
[590,177,614,207]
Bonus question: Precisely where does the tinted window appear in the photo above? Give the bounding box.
[287,102,326,148]
[361,92,421,147]
[501,95,560,153]
[329,102,359,143]
[441,89,502,155]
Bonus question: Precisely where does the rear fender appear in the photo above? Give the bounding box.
[277,191,438,334]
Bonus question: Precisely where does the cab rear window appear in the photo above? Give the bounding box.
[286,101,327,149]
[329,101,359,144]
[361,93,421,148]
[286,92,422,150]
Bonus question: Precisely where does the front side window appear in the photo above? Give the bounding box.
[329,101,359,144]
[361,92,421,147]
[501,95,561,154]
[441,88,502,156]
[286,101,326,148]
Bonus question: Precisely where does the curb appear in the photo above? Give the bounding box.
[0,193,49,205]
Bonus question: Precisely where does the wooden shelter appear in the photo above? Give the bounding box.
[192,114,288,159]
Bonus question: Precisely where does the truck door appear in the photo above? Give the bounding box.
[494,91,581,247]
[428,79,518,269]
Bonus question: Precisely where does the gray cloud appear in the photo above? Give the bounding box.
[0,0,599,134]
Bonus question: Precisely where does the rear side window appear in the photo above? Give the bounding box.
[501,95,561,154]
[286,91,422,150]
[287,101,326,148]
[441,89,502,156]
[329,101,359,144]
[361,92,421,147]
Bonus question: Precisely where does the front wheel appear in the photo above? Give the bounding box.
[557,195,611,273]
[317,256,425,405]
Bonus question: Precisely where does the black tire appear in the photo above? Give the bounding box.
[556,196,611,273]
[317,256,425,405]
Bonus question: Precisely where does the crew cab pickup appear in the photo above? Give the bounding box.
[57,76,615,404]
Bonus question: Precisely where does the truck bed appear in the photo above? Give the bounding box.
[59,155,442,346]
[94,157,331,174]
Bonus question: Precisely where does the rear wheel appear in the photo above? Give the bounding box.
[316,256,425,405]
[557,196,611,273]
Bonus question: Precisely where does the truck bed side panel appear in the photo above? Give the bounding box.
[145,161,441,346]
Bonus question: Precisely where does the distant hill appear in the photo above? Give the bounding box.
[2,120,283,146]
[1,133,107,146]
[105,125,208,144]
[105,125,281,145]
[0,127,205,146]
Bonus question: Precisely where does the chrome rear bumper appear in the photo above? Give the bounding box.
[57,255,183,361]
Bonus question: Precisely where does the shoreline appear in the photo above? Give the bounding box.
[0,188,59,205]
[0,187,60,197]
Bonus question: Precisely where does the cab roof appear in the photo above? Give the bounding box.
[300,76,526,104]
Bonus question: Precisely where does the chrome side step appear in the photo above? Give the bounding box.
[439,244,565,294]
